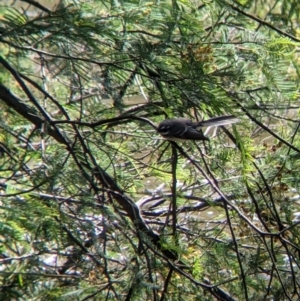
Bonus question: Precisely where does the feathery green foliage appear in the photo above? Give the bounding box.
[1,0,300,300]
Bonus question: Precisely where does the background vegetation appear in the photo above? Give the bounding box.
[1,0,300,300]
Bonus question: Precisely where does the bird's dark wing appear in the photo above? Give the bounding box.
[157,118,209,141]
[181,127,209,140]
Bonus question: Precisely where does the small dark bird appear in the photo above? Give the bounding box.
[157,115,239,142]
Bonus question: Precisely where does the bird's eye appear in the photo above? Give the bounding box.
[158,125,170,136]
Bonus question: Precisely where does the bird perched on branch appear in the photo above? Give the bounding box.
[157,115,239,142]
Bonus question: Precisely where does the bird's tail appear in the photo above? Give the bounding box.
[196,115,239,128]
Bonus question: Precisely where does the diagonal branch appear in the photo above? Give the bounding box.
[0,84,66,144]
[0,82,177,262]
[20,0,51,14]
[221,1,300,43]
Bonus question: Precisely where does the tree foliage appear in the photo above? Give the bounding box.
[1,0,300,300]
